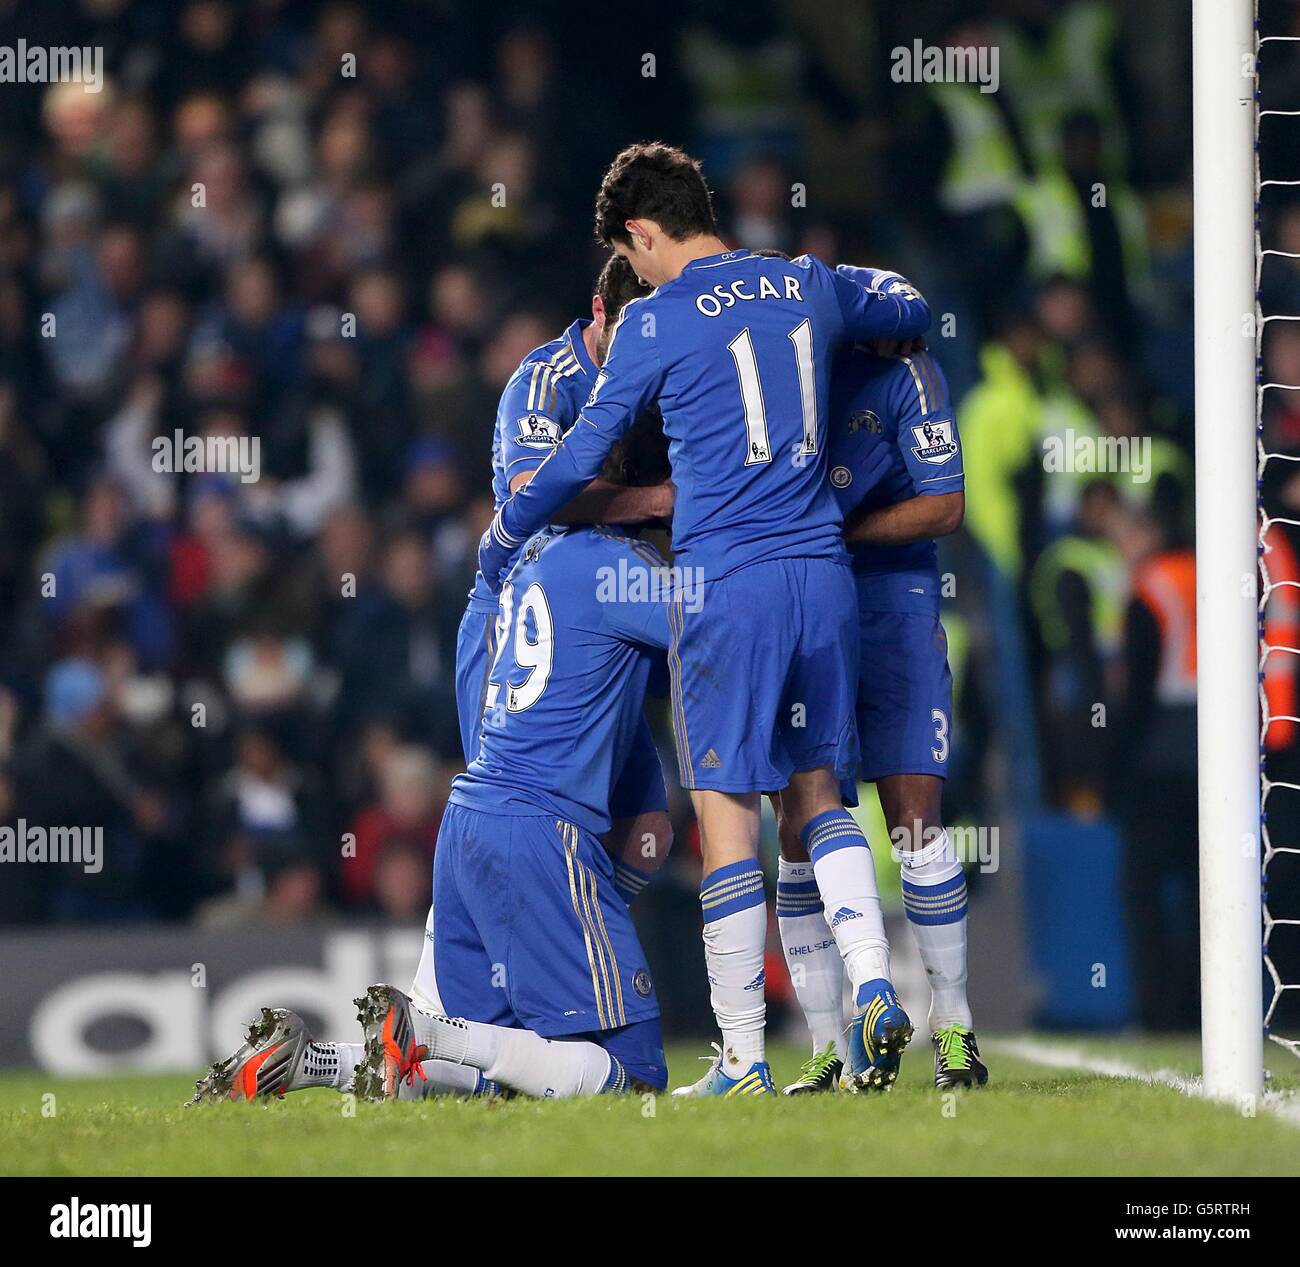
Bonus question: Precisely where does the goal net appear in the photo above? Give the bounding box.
[1257,6,1300,1067]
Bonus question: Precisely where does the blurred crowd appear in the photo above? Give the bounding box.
[0,0,697,927]
[0,0,1295,1032]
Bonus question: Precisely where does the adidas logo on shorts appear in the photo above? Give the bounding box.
[700,749,723,769]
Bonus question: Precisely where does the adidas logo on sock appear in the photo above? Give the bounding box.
[743,969,766,991]
[830,906,862,927]
[700,749,723,769]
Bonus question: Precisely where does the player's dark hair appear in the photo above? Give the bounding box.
[599,412,671,488]
[594,253,650,321]
[751,248,792,261]
[594,142,717,246]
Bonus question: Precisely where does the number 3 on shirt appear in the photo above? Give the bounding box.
[930,708,949,763]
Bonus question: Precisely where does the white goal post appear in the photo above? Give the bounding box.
[1193,0,1264,1104]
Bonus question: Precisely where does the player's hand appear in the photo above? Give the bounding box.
[477,524,512,594]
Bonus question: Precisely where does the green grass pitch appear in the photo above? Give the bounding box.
[4,1038,1298,1177]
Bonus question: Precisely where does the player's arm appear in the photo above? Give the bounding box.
[844,490,964,545]
[844,351,964,545]
[497,360,571,489]
[500,369,671,524]
[508,470,674,525]
[480,309,663,588]
[828,261,931,342]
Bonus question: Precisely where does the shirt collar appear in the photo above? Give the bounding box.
[682,248,756,272]
[565,319,598,377]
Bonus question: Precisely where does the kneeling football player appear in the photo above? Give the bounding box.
[191,433,678,1103]
[358,512,681,1099]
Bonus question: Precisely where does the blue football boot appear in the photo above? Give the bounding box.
[840,979,913,1092]
[671,1043,775,1098]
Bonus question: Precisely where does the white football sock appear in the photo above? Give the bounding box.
[298,1041,362,1091]
[897,829,972,1029]
[407,1010,617,1098]
[699,857,767,1072]
[776,856,845,1053]
[409,902,445,1014]
[396,1058,490,1100]
[803,810,891,995]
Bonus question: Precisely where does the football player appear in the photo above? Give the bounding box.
[478,142,931,1096]
[778,338,984,1093]
[358,514,678,1099]
[190,432,678,1103]
[412,255,677,1018]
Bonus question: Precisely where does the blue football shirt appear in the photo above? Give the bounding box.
[826,347,964,612]
[466,319,598,613]
[486,252,931,583]
[451,526,671,835]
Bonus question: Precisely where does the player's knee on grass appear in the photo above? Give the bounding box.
[586,1015,667,1091]
[877,774,944,851]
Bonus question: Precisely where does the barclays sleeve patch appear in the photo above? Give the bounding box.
[514,413,562,449]
[910,420,959,465]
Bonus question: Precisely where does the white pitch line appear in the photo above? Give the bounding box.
[993,1037,1300,1130]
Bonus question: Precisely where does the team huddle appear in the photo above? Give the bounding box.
[192,142,986,1107]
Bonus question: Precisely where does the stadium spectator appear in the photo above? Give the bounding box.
[196,724,332,909]
[8,657,174,922]
[1109,506,1199,1031]
[342,744,447,910]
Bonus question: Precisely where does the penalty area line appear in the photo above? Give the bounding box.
[991,1037,1300,1129]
